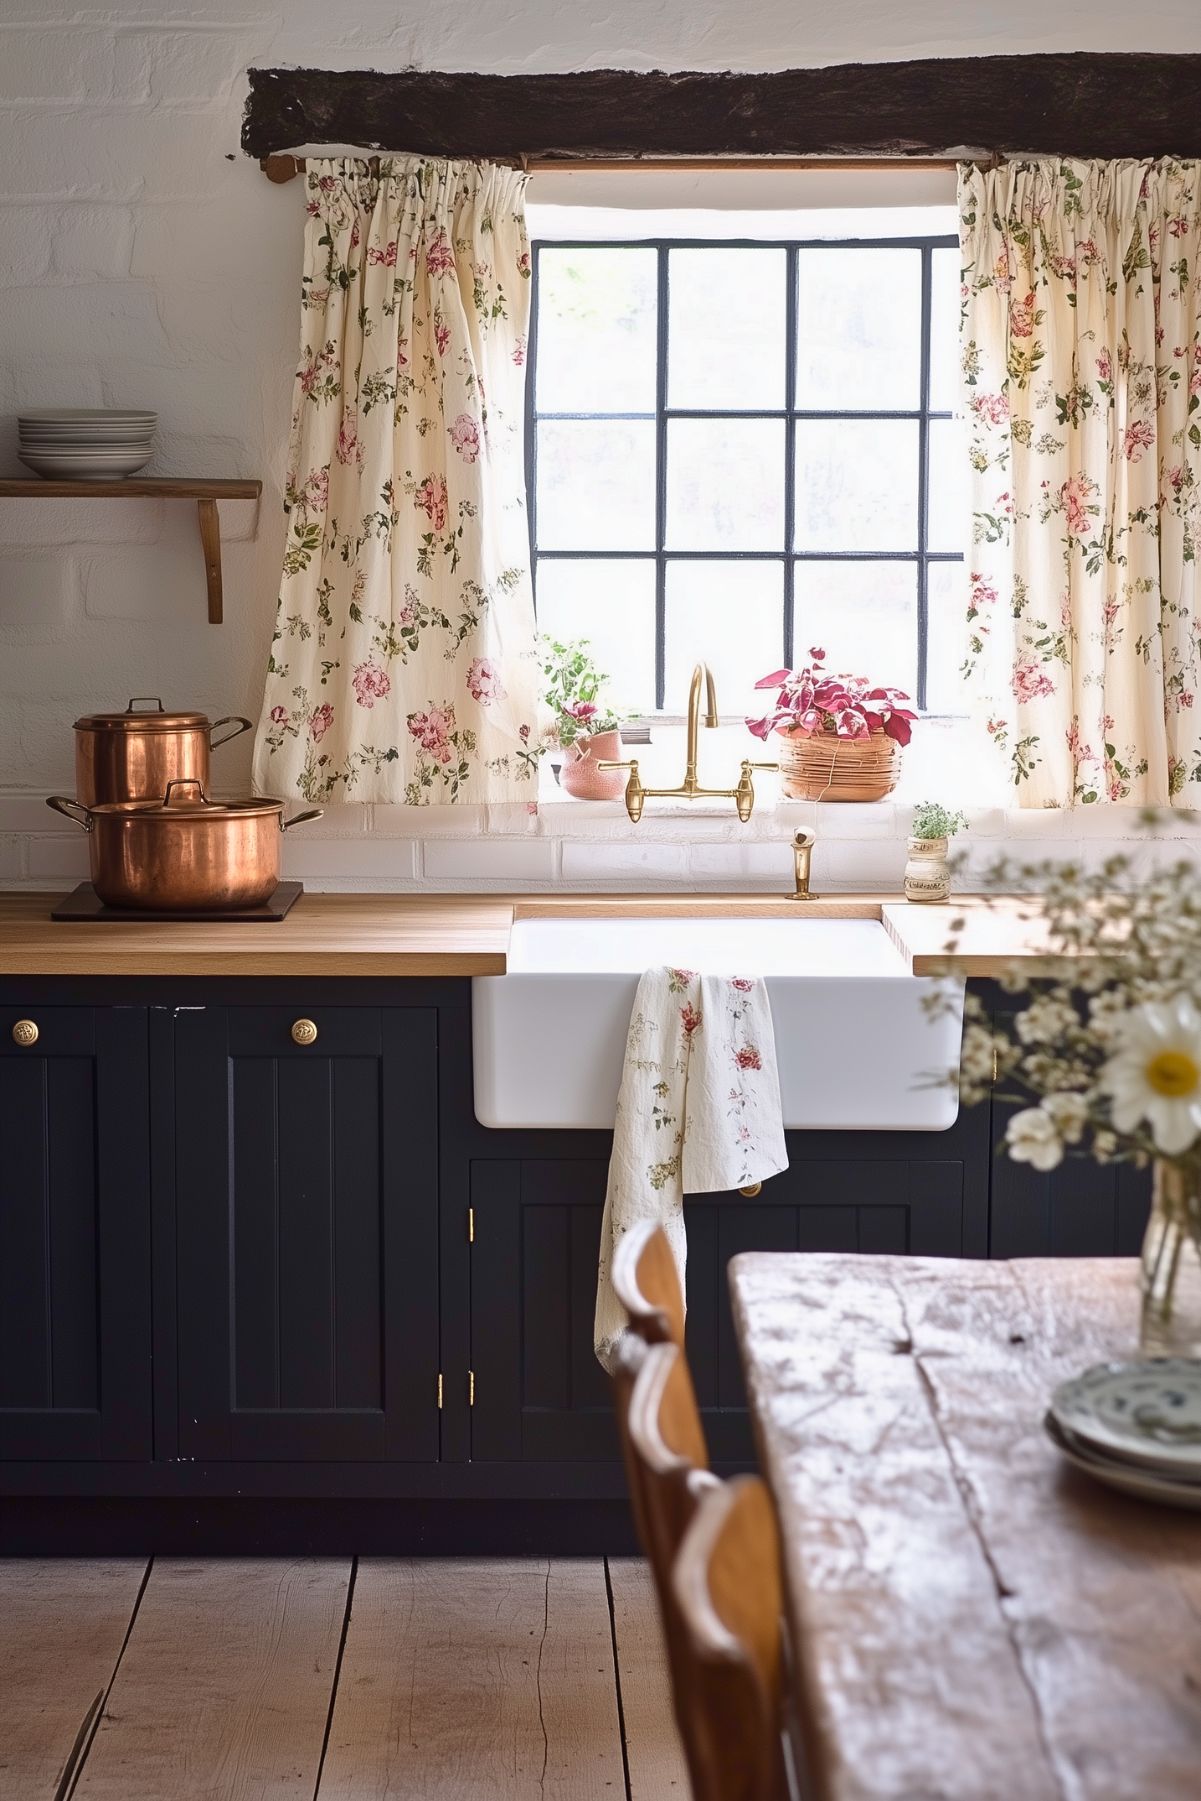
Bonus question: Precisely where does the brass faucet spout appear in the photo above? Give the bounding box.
[685,662,719,787]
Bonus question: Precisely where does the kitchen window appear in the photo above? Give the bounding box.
[526,229,965,724]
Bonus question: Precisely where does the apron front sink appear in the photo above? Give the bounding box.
[472,917,963,1131]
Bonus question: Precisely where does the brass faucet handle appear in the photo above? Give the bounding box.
[745,761,779,771]
[596,757,644,824]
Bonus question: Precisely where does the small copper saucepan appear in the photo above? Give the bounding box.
[47,780,322,912]
[74,697,253,807]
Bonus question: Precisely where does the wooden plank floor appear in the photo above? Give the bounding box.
[0,1557,688,1800]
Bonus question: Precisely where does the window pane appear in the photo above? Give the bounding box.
[667,248,786,410]
[664,562,783,715]
[666,418,785,550]
[928,417,969,553]
[794,419,918,552]
[535,558,656,713]
[535,248,657,413]
[927,562,970,714]
[793,561,917,698]
[537,420,656,551]
[929,247,961,413]
[796,249,921,411]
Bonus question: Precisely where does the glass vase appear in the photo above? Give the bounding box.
[1140,1161,1201,1358]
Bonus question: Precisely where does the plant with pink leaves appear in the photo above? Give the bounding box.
[746,646,917,746]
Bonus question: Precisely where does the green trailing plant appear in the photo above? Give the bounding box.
[910,801,968,841]
[539,635,622,749]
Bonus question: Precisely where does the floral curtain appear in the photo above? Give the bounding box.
[253,157,540,804]
[960,158,1201,806]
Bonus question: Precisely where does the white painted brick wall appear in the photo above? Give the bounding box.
[2,1,1200,894]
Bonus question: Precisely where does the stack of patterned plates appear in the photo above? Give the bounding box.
[18,408,157,480]
[1045,1358,1201,1509]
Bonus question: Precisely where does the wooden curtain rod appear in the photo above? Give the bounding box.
[259,152,967,184]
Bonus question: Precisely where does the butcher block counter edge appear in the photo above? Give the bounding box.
[0,889,1065,977]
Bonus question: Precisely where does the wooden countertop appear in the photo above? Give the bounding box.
[0,889,1056,978]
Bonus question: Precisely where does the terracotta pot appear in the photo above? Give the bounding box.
[777,729,902,802]
[560,730,626,801]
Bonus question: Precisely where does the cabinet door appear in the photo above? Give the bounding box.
[0,1005,150,1460]
[175,1006,439,1461]
[467,1140,982,1466]
[989,1093,1151,1256]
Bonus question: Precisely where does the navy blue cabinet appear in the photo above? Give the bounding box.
[0,1003,151,1461]
[0,975,1151,1552]
[464,1109,991,1469]
[173,1004,440,1461]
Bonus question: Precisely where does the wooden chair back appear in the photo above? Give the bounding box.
[671,1475,790,1801]
[612,1220,686,1348]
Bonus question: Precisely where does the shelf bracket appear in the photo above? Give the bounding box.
[196,497,223,625]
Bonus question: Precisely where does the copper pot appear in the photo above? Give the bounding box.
[47,779,322,912]
[74,697,253,807]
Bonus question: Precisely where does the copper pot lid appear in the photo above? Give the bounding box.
[74,697,213,733]
[87,780,285,820]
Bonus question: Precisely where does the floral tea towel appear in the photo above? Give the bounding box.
[594,968,788,1370]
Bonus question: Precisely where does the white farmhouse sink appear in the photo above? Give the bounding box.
[472,917,963,1131]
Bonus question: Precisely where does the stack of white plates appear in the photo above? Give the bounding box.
[18,408,157,481]
[1045,1358,1201,1509]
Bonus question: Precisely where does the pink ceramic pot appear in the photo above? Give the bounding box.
[560,729,626,801]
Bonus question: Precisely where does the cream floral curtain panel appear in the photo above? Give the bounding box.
[253,157,540,804]
[960,159,1201,806]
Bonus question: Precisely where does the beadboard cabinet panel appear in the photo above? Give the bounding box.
[466,1116,989,1467]
[174,1005,440,1462]
[0,1004,150,1461]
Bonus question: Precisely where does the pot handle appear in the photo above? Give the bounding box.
[163,778,209,807]
[125,697,165,714]
[46,795,93,831]
[209,715,253,750]
[280,807,324,832]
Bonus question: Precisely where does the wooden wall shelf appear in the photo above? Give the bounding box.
[0,478,263,624]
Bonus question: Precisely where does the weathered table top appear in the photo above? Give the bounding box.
[728,1253,1201,1801]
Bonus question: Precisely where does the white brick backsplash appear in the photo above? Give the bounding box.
[52,206,136,279]
[0,29,116,104]
[0,206,54,283]
[281,835,418,886]
[0,554,76,629]
[560,841,689,884]
[25,832,90,882]
[423,837,557,882]
[0,836,25,880]
[685,842,794,885]
[371,804,490,838]
[0,497,162,547]
[0,283,170,364]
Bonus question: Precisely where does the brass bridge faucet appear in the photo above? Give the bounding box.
[599,662,777,823]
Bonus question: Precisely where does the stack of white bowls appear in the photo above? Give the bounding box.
[18,408,157,480]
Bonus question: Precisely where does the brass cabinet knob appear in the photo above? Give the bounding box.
[11,1019,39,1048]
[291,1018,318,1046]
[739,1180,763,1198]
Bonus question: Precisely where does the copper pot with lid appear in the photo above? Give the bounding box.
[74,697,252,807]
[46,780,322,912]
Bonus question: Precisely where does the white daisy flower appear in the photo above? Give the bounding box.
[1100,995,1201,1157]
[1006,1106,1064,1171]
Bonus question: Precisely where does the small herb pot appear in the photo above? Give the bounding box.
[904,834,950,903]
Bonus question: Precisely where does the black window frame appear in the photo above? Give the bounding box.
[525,232,963,714]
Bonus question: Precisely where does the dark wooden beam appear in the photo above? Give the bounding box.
[243,55,1201,164]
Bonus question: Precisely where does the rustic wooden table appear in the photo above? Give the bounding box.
[728,1253,1201,1801]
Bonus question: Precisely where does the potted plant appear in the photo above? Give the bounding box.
[539,636,626,801]
[905,802,968,904]
[746,647,917,801]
